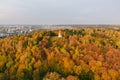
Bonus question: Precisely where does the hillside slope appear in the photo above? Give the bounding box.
[0,28,120,80]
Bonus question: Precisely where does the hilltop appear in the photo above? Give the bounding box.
[0,27,120,80]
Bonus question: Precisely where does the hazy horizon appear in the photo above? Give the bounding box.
[0,0,120,25]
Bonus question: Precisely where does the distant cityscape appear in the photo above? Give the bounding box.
[0,25,33,38]
[0,24,120,38]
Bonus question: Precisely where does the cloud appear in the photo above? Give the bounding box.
[0,0,120,24]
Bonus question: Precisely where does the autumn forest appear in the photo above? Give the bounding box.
[0,27,120,80]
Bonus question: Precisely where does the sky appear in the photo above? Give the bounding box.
[0,0,120,25]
